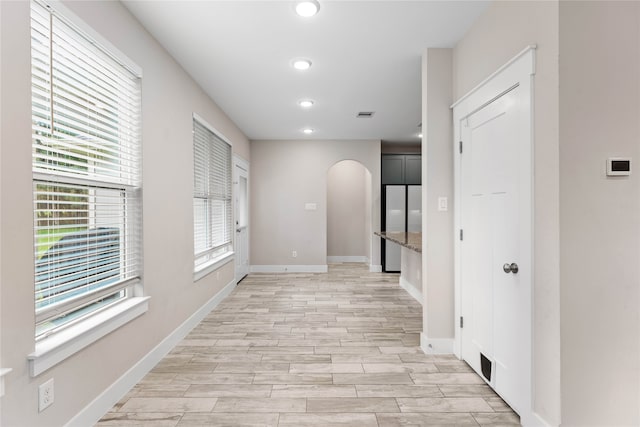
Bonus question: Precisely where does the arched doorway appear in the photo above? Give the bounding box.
[326,160,373,264]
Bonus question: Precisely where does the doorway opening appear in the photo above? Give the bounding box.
[326,160,373,265]
[234,156,249,282]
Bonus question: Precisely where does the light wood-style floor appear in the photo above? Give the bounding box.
[97,263,519,426]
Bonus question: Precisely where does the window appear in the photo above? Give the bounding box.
[31,0,141,338]
[193,116,233,272]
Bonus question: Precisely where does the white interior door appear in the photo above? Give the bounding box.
[233,156,249,282]
[385,185,406,271]
[456,48,533,419]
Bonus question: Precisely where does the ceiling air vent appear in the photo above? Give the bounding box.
[357,111,375,118]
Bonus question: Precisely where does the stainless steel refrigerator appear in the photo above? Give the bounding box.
[383,185,422,272]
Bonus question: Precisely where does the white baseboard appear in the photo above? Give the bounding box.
[399,276,423,305]
[65,279,237,427]
[327,256,369,263]
[369,264,382,273]
[250,265,328,273]
[420,333,454,355]
[522,411,556,427]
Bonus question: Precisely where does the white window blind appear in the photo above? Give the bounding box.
[31,0,142,338]
[193,118,232,269]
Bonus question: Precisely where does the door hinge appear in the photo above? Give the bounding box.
[460,316,464,328]
[459,140,463,153]
[459,229,464,241]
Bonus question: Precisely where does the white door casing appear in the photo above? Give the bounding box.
[453,46,535,424]
[233,156,249,282]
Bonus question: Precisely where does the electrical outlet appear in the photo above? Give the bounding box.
[292,250,297,258]
[38,378,54,412]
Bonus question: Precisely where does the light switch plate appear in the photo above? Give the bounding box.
[438,197,448,212]
[305,203,317,211]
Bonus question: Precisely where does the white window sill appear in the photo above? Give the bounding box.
[0,368,12,397]
[27,297,150,377]
[194,251,234,282]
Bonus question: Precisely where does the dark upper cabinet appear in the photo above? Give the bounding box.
[405,155,422,185]
[381,154,421,185]
[381,155,405,184]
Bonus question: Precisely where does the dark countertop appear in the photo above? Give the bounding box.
[375,231,422,253]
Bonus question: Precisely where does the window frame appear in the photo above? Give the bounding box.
[28,0,147,376]
[192,113,234,281]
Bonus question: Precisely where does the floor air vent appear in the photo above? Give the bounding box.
[480,353,492,382]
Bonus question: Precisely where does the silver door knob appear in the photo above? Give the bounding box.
[503,263,519,274]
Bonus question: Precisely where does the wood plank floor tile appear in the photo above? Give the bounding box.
[96,412,182,426]
[376,412,479,426]
[306,397,400,413]
[177,412,279,427]
[212,397,306,413]
[271,384,357,398]
[397,397,494,412]
[278,413,378,426]
[184,384,272,398]
[118,397,217,413]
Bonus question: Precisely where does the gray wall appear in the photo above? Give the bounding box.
[559,2,640,424]
[250,139,381,269]
[421,48,455,345]
[0,1,249,425]
[327,160,370,260]
[452,1,561,424]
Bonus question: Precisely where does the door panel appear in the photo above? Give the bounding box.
[461,86,525,412]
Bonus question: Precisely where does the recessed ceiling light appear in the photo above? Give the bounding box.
[302,128,314,134]
[292,58,312,71]
[295,0,320,17]
[298,99,314,108]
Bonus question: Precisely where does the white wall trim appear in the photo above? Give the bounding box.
[327,256,369,263]
[65,279,236,427]
[250,265,328,273]
[28,297,150,377]
[43,0,142,77]
[451,44,537,109]
[420,333,454,355]
[399,276,423,305]
[0,368,12,397]
[369,264,382,273]
[193,251,234,282]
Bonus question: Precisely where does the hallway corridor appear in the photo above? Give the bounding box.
[97,264,519,426]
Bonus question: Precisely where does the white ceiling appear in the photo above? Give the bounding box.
[122,1,489,143]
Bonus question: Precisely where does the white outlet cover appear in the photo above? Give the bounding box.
[39,378,54,412]
[304,203,317,211]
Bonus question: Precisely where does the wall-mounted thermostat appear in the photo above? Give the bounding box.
[606,158,631,176]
